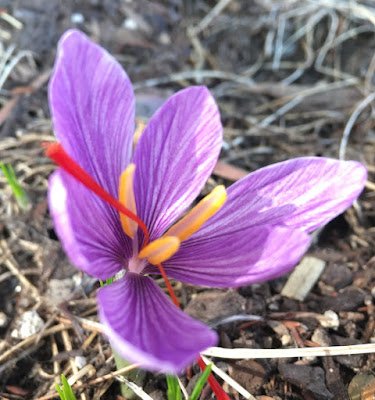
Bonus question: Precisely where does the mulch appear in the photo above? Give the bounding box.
[0,1,375,399]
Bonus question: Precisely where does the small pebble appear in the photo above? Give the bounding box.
[232,136,244,146]
[71,13,84,24]
[0,311,8,328]
[321,310,339,329]
[123,18,137,30]
[47,278,74,305]
[222,140,231,151]
[158,32,171,45]
[11,310,44,339]
[184,290,246,324]
[281,334,292,346]
[75,355,87,369]
[312,327,330,347]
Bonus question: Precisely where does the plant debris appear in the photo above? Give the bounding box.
[0,0,375,399]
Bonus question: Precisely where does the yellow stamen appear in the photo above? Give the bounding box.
[138,236,180,265]
[163,185,227,242]
[119,163,138,239]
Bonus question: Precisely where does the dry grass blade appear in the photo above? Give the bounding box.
[0,316,103,365]
[177,377,189,400]
[191,0,233,35]
[34,364,141,400]
[0,11,23,29]
[200,355,256,400]
[132,70,254,90]
[339,92,375,160]
[73,363,141,389]
[202,343,375,359]
[0,324,67,364]
[0,239,40,297]
[115,376,153,400]
[1,1,374,399]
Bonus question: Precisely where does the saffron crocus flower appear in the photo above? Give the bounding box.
[47,29,367,373]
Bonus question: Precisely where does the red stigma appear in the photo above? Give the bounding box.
[157,263,180,307]
[44,142,150,247]
[197,356,231,400]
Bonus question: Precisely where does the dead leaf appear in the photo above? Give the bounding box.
[0,96,20,127]
[361,377,375,400]
[5,386,31,396]
[348,373,375,400]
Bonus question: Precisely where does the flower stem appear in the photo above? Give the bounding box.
[157,262,230,400]
[112,346,146,399]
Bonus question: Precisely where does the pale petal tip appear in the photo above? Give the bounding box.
[348,160,368,184]
[98,276,219,373]
[58,28,88,46]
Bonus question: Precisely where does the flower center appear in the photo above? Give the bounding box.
[45,143,226,296]
[118,163,227,265]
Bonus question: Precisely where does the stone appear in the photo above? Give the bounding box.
[11,310,44,339]
[184,290,246,324]
[279,364,333,400]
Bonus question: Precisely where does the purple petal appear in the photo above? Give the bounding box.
[49,29,135,197]
[48,171,132,280]
[159,226,310,287]
[188,158,367,239]
[98,273,218,373]
[132,86,222,240]
[155,158,365,288]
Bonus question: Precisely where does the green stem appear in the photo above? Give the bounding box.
[112,346,146,399]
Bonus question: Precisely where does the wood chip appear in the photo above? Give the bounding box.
[213,160,248,181]
[281,256,326,301]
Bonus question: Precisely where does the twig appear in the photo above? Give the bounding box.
[210,314,263,328]
[132,70,254,90]
[365,52,375,93]
[34,364,141,400]
[0,50,34,90]
[0,12,23,29]
[365,180,375,191]
[0,239,40,297]
[0,316,101,365]
[200,355,256,400]
[75,363,140,389]
[273,14,285,70]
[0,344,40,375]
[0,324,68,364]
[55,315,103,333]
[255,78,357,113]
[316,25,373,81]
[191,0,233,35]
[0,44,15,79]
[259,96,303,127]
[115,376,153,400]
[66,364,96,386]
[61,329,88,400]
[339,92,375,160]
[51,335,60,375]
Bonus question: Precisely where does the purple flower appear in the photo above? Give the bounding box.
[48,29,367,373]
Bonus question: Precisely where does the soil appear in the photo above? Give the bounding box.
[0,1,375,400]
